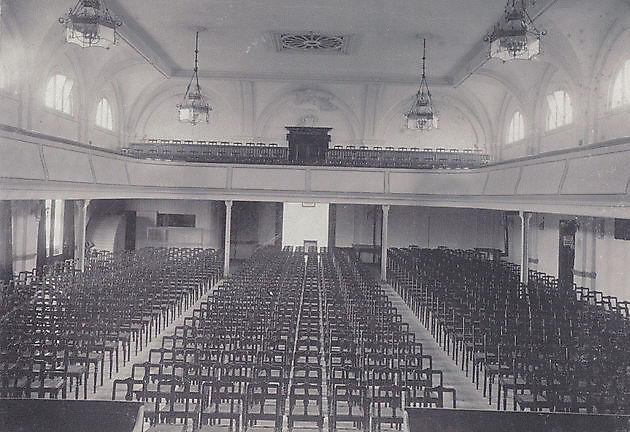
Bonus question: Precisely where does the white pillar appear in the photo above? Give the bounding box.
[74,199,90,271]
[224,200,232,276]
[519,211,531,284]
[381,205,390,281]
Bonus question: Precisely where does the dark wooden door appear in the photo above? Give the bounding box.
[558,219,577,289]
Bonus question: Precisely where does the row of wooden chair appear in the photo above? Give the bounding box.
[388,247,630,414]
[0,247,222,401]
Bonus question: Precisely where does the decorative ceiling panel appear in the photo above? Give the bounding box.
[271,31,353,54]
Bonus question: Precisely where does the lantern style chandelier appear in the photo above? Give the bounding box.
[59,0,121,49]
[485,0,545,62]
[177,31,212,125]
[405,38,438,131]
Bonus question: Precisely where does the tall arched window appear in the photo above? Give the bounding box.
[611,59,630,109]
[546,90,573,131]
[506,111,525,144]
[95,97,113,130]
[45,74,74,115]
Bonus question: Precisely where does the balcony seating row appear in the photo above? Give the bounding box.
[122,141,489,169]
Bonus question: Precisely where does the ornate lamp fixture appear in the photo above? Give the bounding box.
[405,38,438,131]
[485,0,545,62]
[59,0,121,49]
[177,31,212,125]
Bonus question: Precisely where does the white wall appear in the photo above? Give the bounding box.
[122,199,221,250]
[506,213,630,301]
[335,204,503,251]
[282,203,329,248]
[10,201,40,273]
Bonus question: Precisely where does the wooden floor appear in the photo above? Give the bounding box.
[85,268,493,431]
[378,281,491,411]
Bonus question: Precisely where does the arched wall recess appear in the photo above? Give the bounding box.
[255,86,360,145]
[376,91,487,152]
[132,79,237,141]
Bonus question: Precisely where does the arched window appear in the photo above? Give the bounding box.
[611,59,630,109]
[506,111,525,144]
[546,90,573,131]
[45,74,74,115]
[95,97,113,130]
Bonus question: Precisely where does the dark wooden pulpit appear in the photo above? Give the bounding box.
[286,127,331,165]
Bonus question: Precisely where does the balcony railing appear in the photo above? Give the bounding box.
[123,140,489,169]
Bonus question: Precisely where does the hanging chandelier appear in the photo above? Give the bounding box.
[485,0,545,62]
[59,0,121,49]
[405,38,438,131]
[177,31,212,125]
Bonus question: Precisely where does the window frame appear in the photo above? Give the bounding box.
[610,59,630,110]
[95,96,114,131]
[44,199,65,258]
[506,111,525,144]
[545,89,574,131]
[44,73,75,116]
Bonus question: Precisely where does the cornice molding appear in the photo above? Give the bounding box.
[171,69,454,87]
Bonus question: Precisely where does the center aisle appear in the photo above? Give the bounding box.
[96,247,494,432]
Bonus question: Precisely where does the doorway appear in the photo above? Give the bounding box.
[558,219,577,289]
[304,240,317,252]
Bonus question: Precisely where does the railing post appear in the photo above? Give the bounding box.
[381,205,390,281]
[74,199,90,271]
[224,200,232,276]
[519,211,531,285]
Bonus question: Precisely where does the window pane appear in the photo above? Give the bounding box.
[96,99,103,125]
[45,77,55,108]
[507,111,524,144]
[45,200,52,257]
[55,75,64,110]
[62,79,73,114]
[96,98,113,130]
[612,60,630,109]
[564,92,573,123]
[53,199,64,256]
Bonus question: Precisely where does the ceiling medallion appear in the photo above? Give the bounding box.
[271,31,352,54]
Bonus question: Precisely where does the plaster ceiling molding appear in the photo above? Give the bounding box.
[270,31,354,55]
[293,89,338,112]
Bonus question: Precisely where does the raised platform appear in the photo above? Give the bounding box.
[407,407,630,432]
[0,398,143,432]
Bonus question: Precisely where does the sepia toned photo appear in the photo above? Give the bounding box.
[0,0,629,431]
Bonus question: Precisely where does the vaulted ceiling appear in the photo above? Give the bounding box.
[80,0,551,83]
